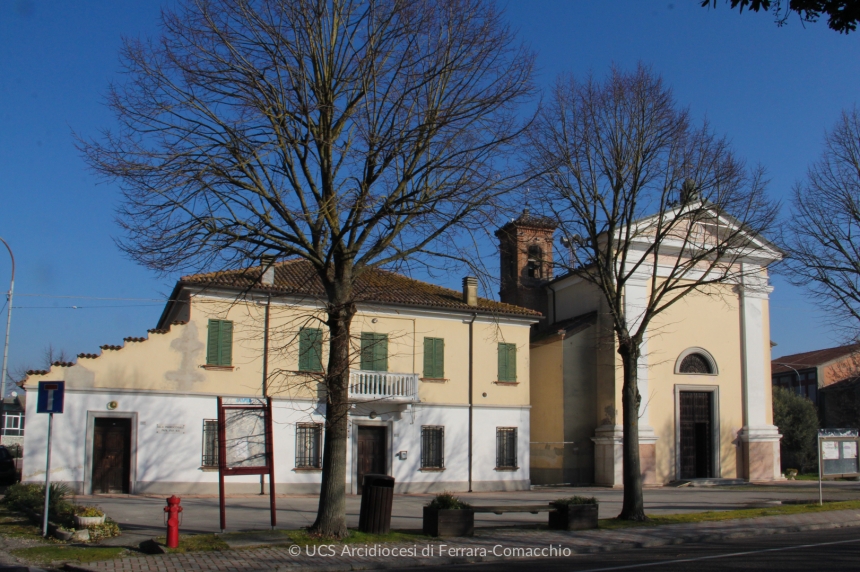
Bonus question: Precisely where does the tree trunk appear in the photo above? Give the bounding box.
[311,300,356,539]
[618,340,647,521]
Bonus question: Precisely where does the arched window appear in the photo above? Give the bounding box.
[675,348,718,375]
[679,353,712,374]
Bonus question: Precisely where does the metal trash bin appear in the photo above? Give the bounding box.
[358,474,395,534]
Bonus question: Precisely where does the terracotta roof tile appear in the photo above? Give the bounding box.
[772,343,860,375]
[180,259,541,317]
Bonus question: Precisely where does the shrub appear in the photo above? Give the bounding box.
[426,492,471,510]
[74,506,104,518]
[773,386,820,473]
[1,482,75,521]
[87,518,121,541]
[550,496,598,507]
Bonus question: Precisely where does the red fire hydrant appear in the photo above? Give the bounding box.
[164,495,183,548]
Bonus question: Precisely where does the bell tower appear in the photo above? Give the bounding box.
[495,209,557,317]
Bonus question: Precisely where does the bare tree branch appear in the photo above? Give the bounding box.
[79,0,536,538]
[524,64,779,520]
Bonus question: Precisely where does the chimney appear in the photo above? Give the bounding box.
[462,276,478,307]
[260,255,276,286]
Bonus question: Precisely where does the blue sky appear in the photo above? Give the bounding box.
[0,0,858,383]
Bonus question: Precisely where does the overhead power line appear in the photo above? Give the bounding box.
[17,293,169,302]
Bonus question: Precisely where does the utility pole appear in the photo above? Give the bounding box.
[0,238,15,442]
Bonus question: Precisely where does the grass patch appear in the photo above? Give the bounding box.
[598,499,860,530]
[11,545,124,564]
[155,534,230,553]
[0,509,42,538]
[286,528,427,546]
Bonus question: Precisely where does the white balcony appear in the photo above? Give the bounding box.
[348,370,418,403]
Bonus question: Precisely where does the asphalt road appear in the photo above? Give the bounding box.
[415,527,860,571]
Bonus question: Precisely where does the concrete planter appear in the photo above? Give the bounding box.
[423,507,475,537]
[548,503,598,531]
[74,514,105,528]
[53,528,74,541]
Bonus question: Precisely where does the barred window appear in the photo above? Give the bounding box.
[202,419,219,468]
[496,427,517,469]
[679,353,712,374]
[421,426,444,469]
[296,423,323,468]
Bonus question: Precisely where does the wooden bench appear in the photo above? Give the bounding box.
[471,504,554,515]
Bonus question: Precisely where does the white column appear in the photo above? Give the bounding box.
[738,263,781,481]
[624,273,656,438]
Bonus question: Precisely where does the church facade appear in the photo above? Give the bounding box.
[498,212,783,486]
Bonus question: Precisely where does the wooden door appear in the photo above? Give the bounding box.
[92,418,131,494]
[356,426,386,494]
[680,392,713,479]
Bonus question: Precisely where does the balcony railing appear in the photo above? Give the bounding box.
[348,370,418,402]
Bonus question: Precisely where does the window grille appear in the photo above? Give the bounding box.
[679,353,712,374]
[496,427,517,469]
[202,419,219,467]
[421,426,444,469]
[296,423,323,468]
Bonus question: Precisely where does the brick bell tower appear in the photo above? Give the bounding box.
[495,209,557,318]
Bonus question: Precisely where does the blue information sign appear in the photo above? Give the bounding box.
[36,381,65,414]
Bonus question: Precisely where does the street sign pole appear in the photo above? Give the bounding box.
[42,412,53,537]
[36,380,64,538]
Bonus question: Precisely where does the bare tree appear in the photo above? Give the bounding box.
[525,65,778,520]
[10,344,71,384]
[79,0,535,537]
[783,108,860,339]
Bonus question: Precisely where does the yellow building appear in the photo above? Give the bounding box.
[21,260,538,495]
[498,211,783,486]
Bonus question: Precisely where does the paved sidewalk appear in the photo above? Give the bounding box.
[72,481,860,539]
[69,508,860,572]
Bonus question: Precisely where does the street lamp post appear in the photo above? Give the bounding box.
[0,238,15,443]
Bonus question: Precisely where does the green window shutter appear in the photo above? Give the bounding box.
[434,338,444,379]
[360,332,374,370]
[300,328,323,372]
[423,338,444,378]
[299,329,310,371]
[310,329,323,372]
[507,343,516,382]
[207,320,220,365]
[498,343,516,382]
[374,334,388,372]
[219,320,233,366]
[423,338,434,378]
[498,343,507,381]
[361,333,388,371]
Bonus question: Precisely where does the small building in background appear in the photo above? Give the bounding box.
[1,392,26,449]
[771,343,860,409]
